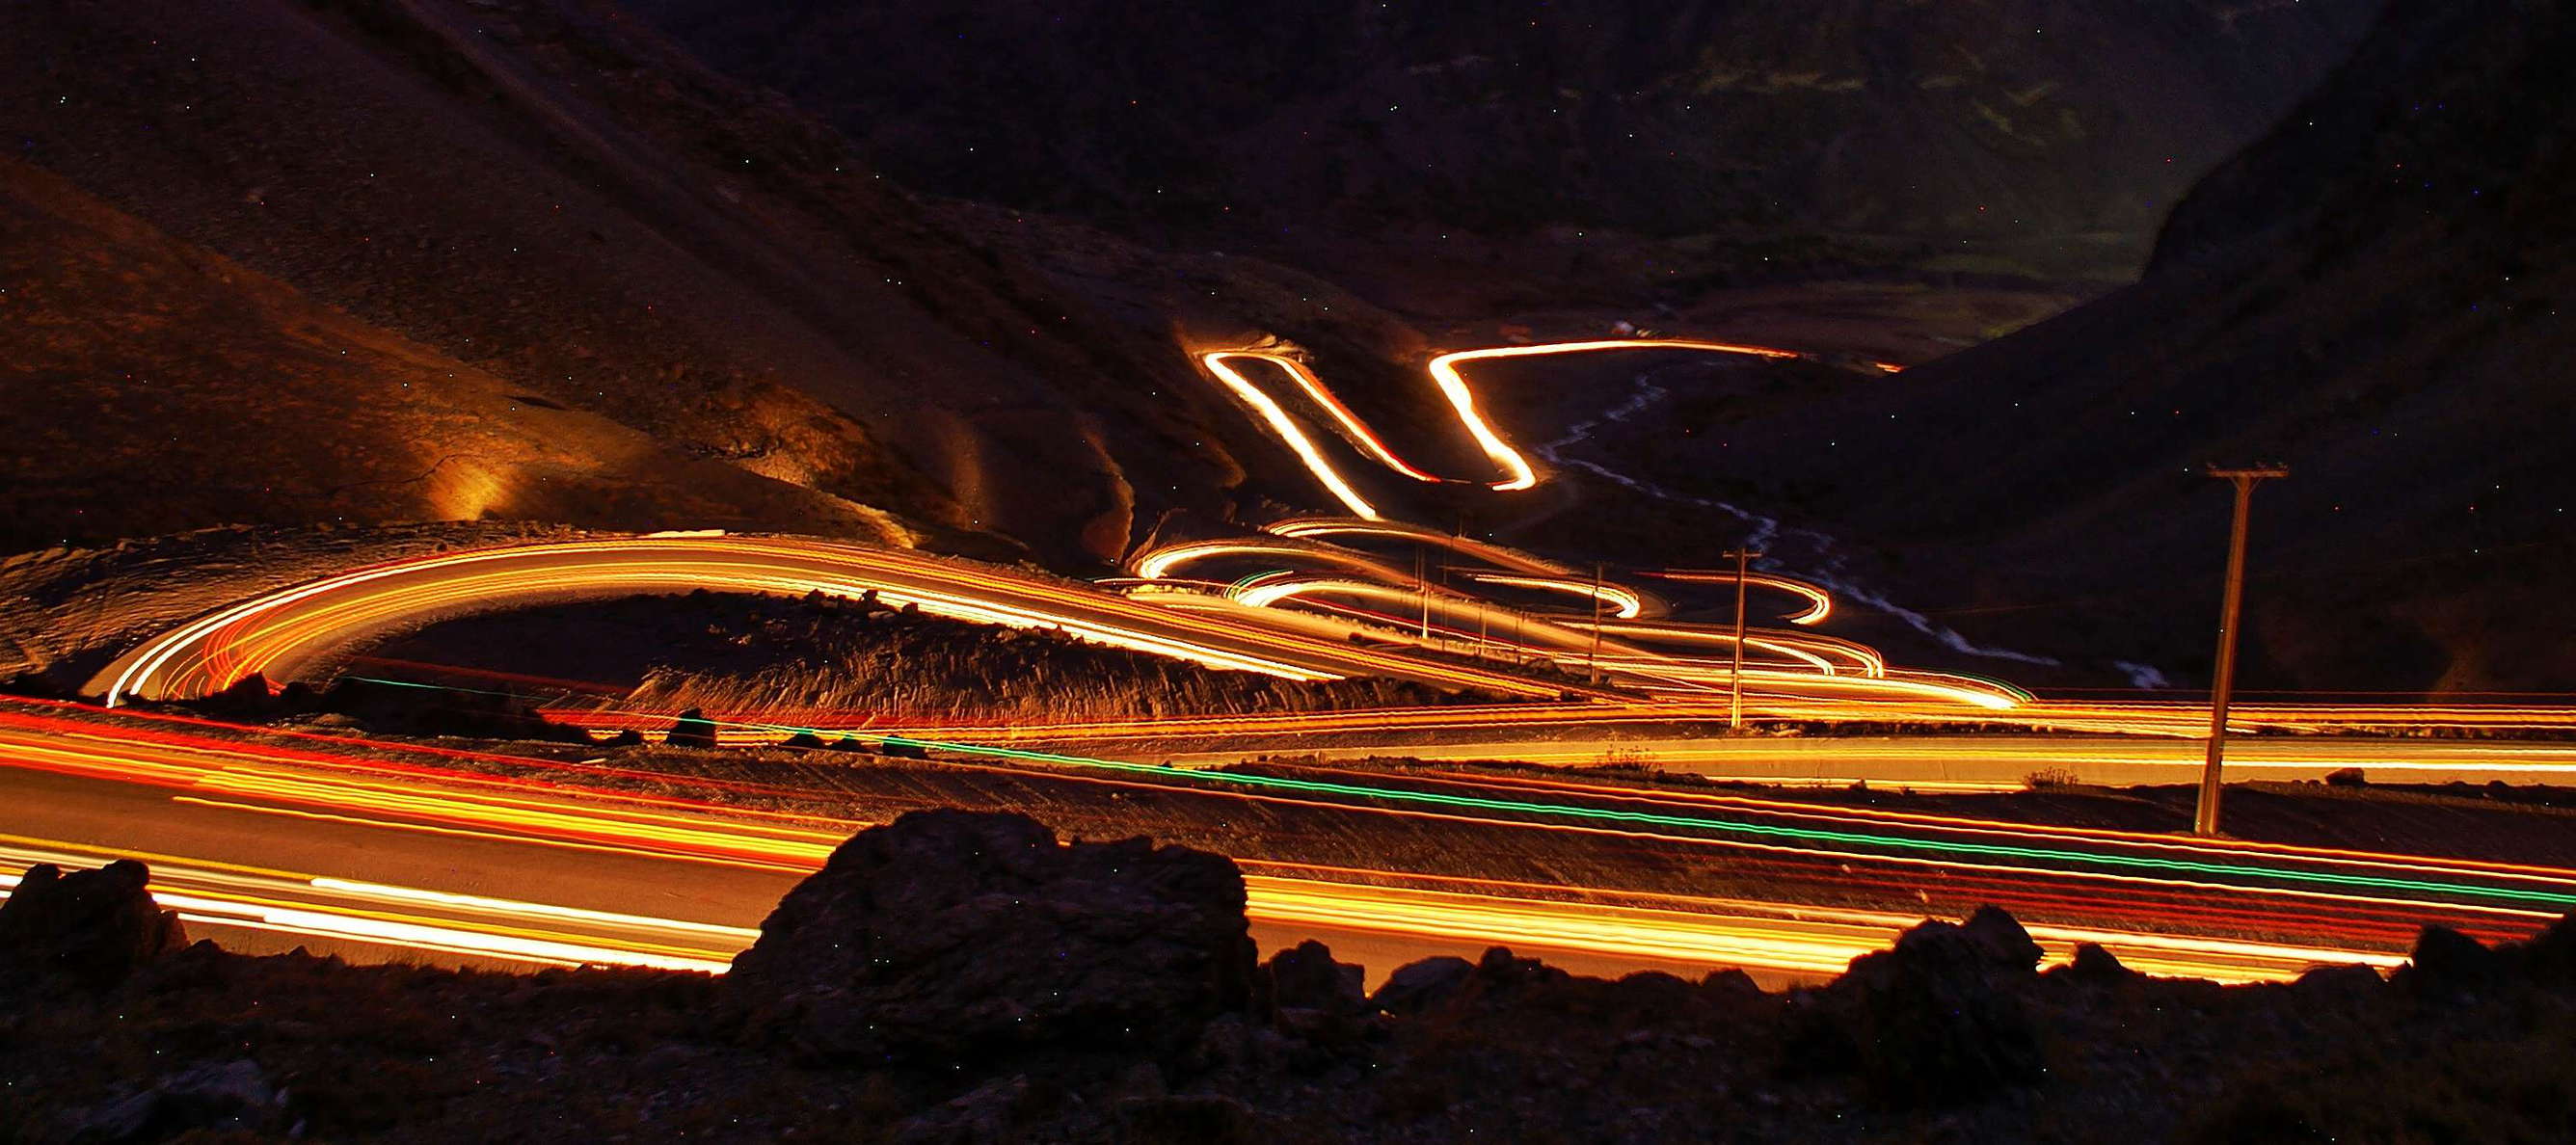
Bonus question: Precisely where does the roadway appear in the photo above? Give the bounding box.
[1164,733,2576,788]
[90,535,1597,705]
[0,698,1906,984]
[11,698,2575,988]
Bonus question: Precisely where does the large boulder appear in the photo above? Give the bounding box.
[0,860,189,988]
[2510,915,2576,987]
[2401,916,2576,998]
[2052,942,2140,988]
[665,707,720,749]
[1786,907,2047,1105]
[726,811,1255,1064]
[1369,956,1474,1017]
[1261,940,1364,1017]
[2396,924,2505,999]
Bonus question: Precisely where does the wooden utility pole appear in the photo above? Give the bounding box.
[1721,547,1761,729]
[2194,466,2289,837]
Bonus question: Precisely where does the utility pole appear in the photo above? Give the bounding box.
[1722,547,1761,729]
[1587,562,1606,684]
[2194,466,2289,837]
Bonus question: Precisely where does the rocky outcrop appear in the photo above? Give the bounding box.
[664,707,721,749]
[2401,923,2507,999]
[1786,906,2047,1105]
[725,811,1256,1064]
[0,861,189,988]
[2053,941,2139,988]
[15,887,2576,1140]
[1260,939,1365,1017]
[1369,955,1474,1017]
[2400,916,2576,999]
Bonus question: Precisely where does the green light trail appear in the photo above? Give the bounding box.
[346,677,2576,910]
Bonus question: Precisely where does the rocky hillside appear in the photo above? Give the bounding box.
[358,590,1458,725]
[1701,0,2576,692]
[0,0,1418,565]
[0,160,913,554]
[633,0,2379,285]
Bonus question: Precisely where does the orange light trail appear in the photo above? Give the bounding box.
[94,536,1608,705]
[1198,352,1387,518]
[1641,569,1835,625]
[1116,519,2012,709]
[1463,572,1649,619]
[1199,351,1445,485]
[1425,339,1804,491]
[10,701,2569,984]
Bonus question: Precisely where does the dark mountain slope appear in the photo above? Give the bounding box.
[0,158,911,550]
[0,0,1352,563]
[632,0,2379,281]
[1708,0,2576,692]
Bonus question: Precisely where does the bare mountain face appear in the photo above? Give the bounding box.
[2,0,1419,564]
[1700,0,2576,693]
[0,159,913,551]
[631,0,2379,291]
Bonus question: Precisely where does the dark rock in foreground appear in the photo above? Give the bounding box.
[1790,904,2047,1105]
[17,832,2576,1142]
[725,810,1256,1064]
[0,859,188,988]
[60,1058,286,1142]
[1261,939,1365,1017]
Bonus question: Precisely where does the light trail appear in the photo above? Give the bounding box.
[1642,569,1835,625]
[1426,339,1804,491]
[0,840,750,973]
[1203,340,1814,502]
[1265,517,1580,575]
[1200,352,1445,485]
[1463,572,1649,619]
[1197,352,1386,519]
[1129,537,1424,585]
[1175,341,2576,732]
[1570,618,1884,676]
[67,695,2558,919]
[7,700,2561,985]
[1239,873,2409,981]
[93,536,1603,705]
[1119,517,2004,709]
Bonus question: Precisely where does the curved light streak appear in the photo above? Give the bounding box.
[1204,352,1444,484]
[1462,572,1647,619]
[1130,537,1416,586]
[95,537,1613,706]
[1579,618,1886,677]
[1264,518,1576,575]
[1425,339,1804,492]
[1118,518,2006,708]
[1202,339,1819,514]
[1197,352,1383,519]
[1641,569,1835,626]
